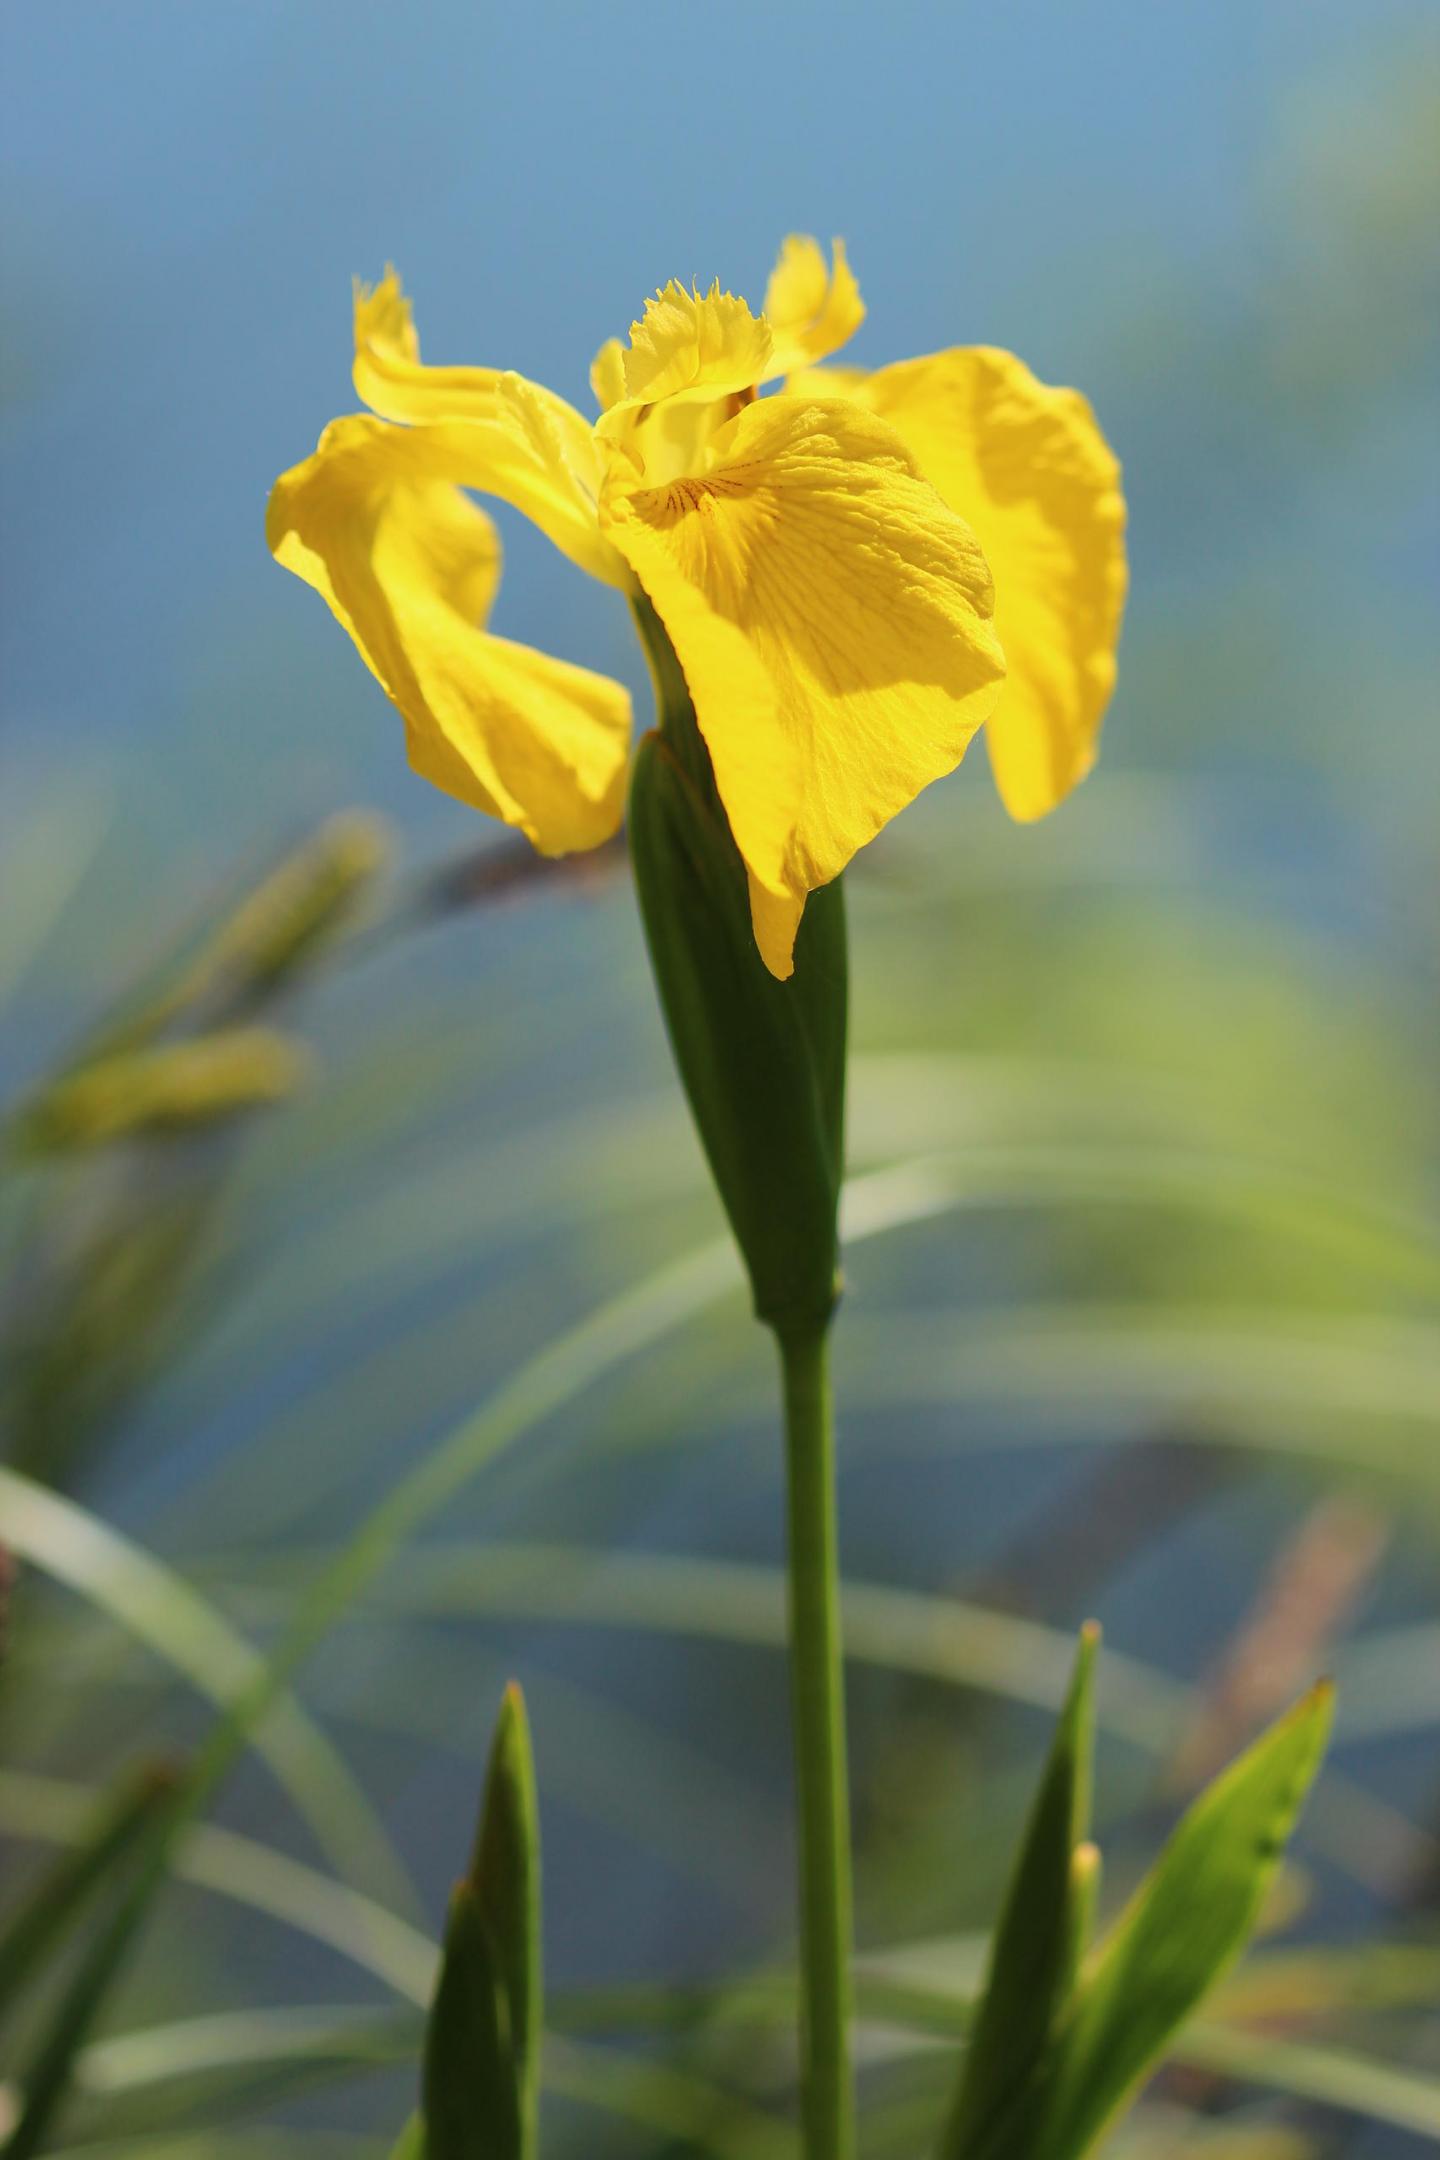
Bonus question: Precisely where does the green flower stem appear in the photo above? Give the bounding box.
[778,1321,854,2160]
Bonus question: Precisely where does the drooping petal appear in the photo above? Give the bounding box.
[351,270,629,589]
[839,347,1127,820]
[764,235,864,376]
[354,267,588,458]
[268,414,631,853]
[601,395,1006,978]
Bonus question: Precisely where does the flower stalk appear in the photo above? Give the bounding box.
[779,1321,854,2160]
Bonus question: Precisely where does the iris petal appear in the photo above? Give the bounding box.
[764,235,865,376]
[352,270,629,589]
[601,394,1006,977]
[596,282,774,444]
[268,414,631,853]
[831,347,1127,819]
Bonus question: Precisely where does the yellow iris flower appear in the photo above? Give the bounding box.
[268,236,1126,978]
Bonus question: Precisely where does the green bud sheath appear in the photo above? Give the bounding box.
[627,597,847,1340]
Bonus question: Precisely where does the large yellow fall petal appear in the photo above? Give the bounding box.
[764,235,864,376]
[601,395,1007,978]
[268,414,631,852]
[836,347,1127,819]
[352,270,629,590]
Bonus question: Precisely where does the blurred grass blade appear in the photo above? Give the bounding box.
[542,2034,797,2160]
[0,1809,167,2160]
[0,1769,437,2007]
[0,1248,741,2152]
[54,2003,420,2140]
[938,1624,1099,2160]
[277,1539,1184,1751]
[28,2014,792,2160]
[840,1146,1440,1299]
[0,1467,413,1910]
[53,1995,418,2134]
[550,1965,1440,2142]
[421,1685,541,2160]
[0,1763,176,2030]
[1175,2021,1440,2141]
[1024,1682,1335,2160]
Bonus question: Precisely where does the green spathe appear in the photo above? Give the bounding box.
[628,600,846,1339]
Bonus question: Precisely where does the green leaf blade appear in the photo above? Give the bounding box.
[420,1684,542,2160]
[0,1763,176,2033]
[939,1623,1100,2160]
[1032,1680,1334,2160]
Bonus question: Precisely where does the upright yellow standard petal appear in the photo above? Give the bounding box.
[839,348,1127,819]
[351,270,630,590]
[601,395,1006,978]
[267,414,631,853]
[596,282,774,441]
[764,235,865,376]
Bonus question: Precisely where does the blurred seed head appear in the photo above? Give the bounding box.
[198,809,392,1000]
[13,1029,310,1155]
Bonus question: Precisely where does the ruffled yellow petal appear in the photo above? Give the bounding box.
[596,282,773,441]
[351,269,629,590]
[840,347,1126,820]
[267,414,631,853]
[764,235,864,376]
[601,395,1006,978]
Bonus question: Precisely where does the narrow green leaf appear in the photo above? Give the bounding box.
[938,1623,1099,2159]
[0,1466,413,1911]
[420,1685,542,2160]
[1,1808,180,2160]
[0,1768,437,2009]
[467,1683,542,2109]
[1028,1681,1335,2160]
[52,2003,420,2142]
[0,1763,176,2031]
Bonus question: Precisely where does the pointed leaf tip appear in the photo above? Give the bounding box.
[1021,1679,1333,2160]
[938,1628,1100,2159]
[420,1685,543,2160]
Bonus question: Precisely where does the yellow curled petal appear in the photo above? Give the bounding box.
[844,347,1127,820]
[764,235,865,376]
[268,414,631,853]
[590,336,627,414]
[601,395,1006,978]
[351,269,629,590]
[595,282,773,442]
